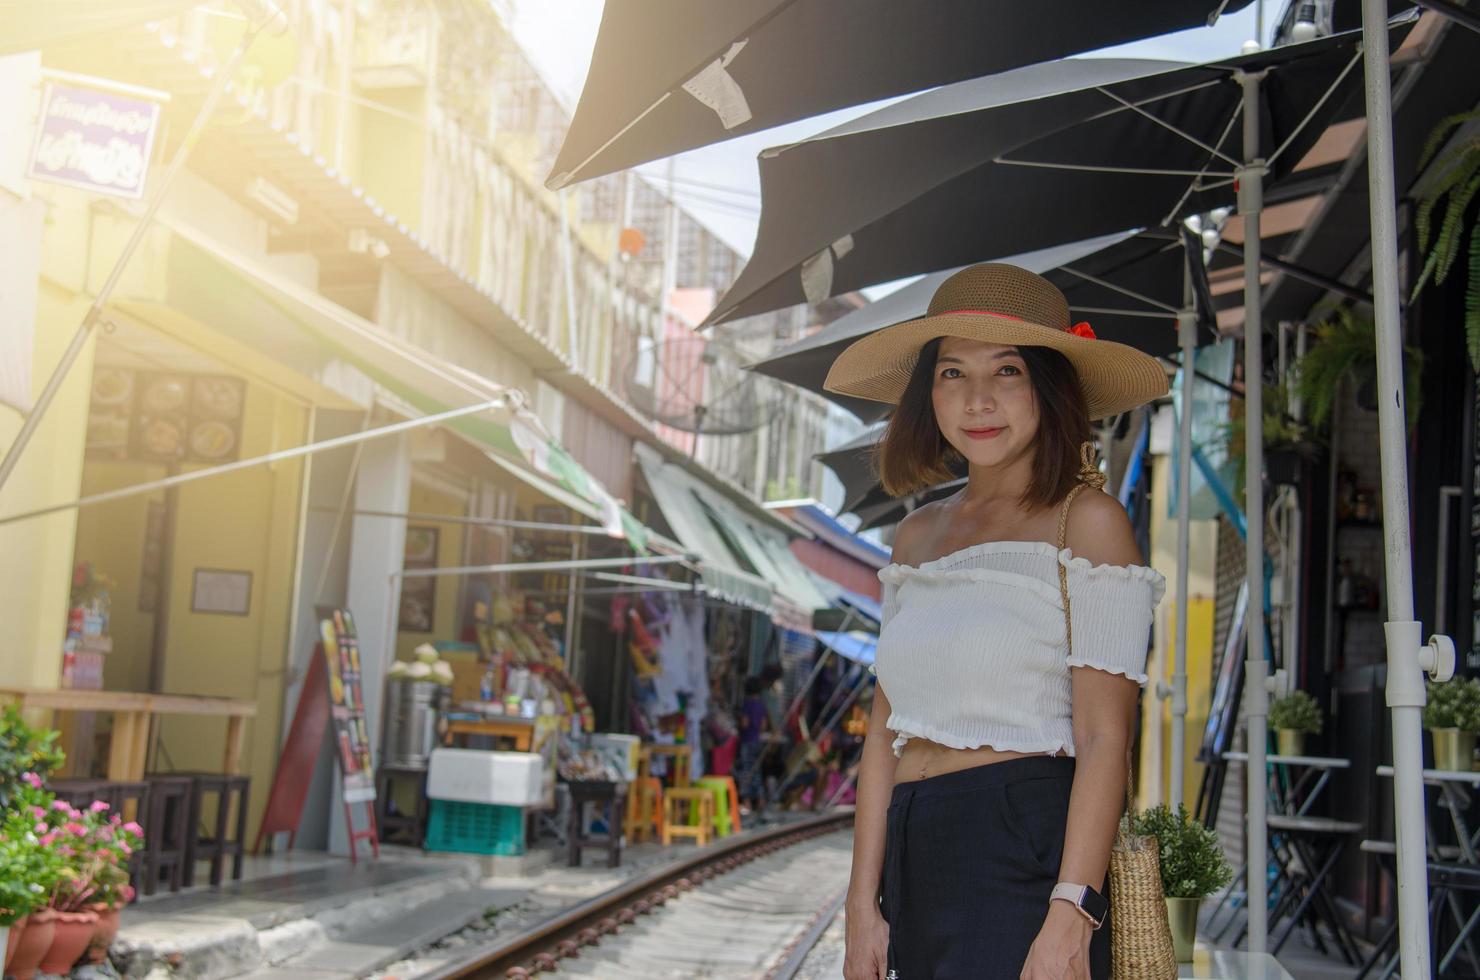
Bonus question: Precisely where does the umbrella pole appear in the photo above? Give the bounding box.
[1171,262,1196,810]
[1360,1,1439,972]
[1238,68,1271,955]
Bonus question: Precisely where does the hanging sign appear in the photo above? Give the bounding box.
[27,78,162,199]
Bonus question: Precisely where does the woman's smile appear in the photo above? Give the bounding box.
[961,425,1005,440]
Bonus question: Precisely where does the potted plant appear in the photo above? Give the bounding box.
[0,704,65,810]
[1424,677,1480,771]
[2,774,67,980]
[1411,108,1480,371]
[1268,691,1323,758]
[1222,382,1322,490]
[1296,308,1424,433]
[1132,803,1234,962]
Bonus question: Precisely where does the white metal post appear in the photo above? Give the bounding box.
[1360,1,1436,972]
[1239,68,1270,954]
[1171,261,1196,810]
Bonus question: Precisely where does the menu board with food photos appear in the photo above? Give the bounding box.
[318,607,376,803]
[86,368,245,465]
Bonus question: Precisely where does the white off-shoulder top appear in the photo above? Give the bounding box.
[874,540,1165,758]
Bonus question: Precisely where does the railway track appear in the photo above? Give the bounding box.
[425,811,855,979]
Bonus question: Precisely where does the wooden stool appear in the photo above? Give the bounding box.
[375,765,429,847]
[142,776,193,896]
[565,780,626,868]
[694,775,741,836]
[624,776,664,844]
[661,788,713,846]
[174,773,250,887]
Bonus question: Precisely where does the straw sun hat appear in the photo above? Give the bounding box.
[824,263,1168,420]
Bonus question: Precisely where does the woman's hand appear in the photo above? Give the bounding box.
[1021,902,1094,979]
[843,900,890,980]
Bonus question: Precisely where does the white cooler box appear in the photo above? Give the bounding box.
[588,733,642,781]
[427,748,544,806]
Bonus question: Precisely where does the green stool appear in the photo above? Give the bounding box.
[692,776,740,837]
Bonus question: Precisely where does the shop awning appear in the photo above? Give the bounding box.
[0,2,202,54]
[816,630,877,668]
[634,445,816,615]
[152,214,655,549]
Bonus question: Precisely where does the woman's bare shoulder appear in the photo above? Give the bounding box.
[886,498,950,567]
[1063,489,1144,568]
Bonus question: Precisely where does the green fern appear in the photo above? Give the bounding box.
[1412,110,1480,369]
[1295,309,1424,433]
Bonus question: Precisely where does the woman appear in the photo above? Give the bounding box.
[831,264,1168,980]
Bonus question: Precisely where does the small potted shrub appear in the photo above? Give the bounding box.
[1132,804,1234,962]
[1424,678,1480,771]
[1268,691,1323,757]
[2,774,67,980]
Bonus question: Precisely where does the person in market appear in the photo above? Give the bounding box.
[834,265,1166,980]
[736,675,770,814]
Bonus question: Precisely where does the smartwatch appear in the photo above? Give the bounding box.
[1050,882,1109,930]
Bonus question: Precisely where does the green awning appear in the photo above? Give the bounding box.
[635,446,827,619]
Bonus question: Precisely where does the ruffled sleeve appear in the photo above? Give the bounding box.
[1059,552,1165,685]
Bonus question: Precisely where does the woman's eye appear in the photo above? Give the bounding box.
[938,367,962,380]
[999,365,1022,376]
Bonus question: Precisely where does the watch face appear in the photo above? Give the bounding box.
[1081,886,1110,926]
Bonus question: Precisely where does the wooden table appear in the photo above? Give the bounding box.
[443,715,535,751]
[0,688,257,781]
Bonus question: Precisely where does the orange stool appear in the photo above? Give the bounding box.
[661,788,713,846]
[623,776,664,844]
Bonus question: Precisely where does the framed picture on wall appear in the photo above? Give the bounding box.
[399,526,439,632]
[191,568,252,615]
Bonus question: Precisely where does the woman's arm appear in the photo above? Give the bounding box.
[1024,491,1147,979]
[843,683,899,980]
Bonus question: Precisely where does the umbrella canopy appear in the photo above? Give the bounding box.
[704,32,1376,327]
[546,0,1252,188]
[753,229,1217,421]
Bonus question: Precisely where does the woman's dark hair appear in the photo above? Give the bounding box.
[876,339,1091,510]
[744,676,765,698]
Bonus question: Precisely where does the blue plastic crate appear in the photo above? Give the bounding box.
[424,799,525,856]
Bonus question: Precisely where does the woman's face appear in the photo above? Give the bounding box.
[930,337,1040,470]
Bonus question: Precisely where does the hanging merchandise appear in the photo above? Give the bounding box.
[472,589,596,733]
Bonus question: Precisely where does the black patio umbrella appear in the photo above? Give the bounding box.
[545,1,1254,189]
[702,29,1385,327]
[753,228,1218,421]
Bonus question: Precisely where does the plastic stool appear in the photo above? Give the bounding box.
[693,776,741,836]
[661,788,713,846]
[624,776,664,844]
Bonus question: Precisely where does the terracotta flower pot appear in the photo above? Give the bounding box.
[86,904,122,964]
[39,908,99,976]
[5,915,26,972]
[8,908,56,980]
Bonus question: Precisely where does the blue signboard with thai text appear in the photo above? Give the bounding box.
[27,80,161,200]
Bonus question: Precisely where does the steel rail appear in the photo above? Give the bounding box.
[427,810,854,980]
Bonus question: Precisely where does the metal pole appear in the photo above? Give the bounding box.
[0,399,505,527]
[1238,68,1271,954]
[1172,261,1196,810]
[0,22,268,494]
[1360,1,1435,971]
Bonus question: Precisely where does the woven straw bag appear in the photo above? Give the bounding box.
[1056,445,1178,980]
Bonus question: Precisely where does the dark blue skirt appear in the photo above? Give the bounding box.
[881,756,1111,979]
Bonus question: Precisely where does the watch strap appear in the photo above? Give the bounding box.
[1050,882,1108,929]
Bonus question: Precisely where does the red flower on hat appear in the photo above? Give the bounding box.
[1068,321,1096,340]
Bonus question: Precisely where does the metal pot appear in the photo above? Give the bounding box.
[1432,728,1476,772]
[382,678,442,768]
[1165,896,1201,963]
[1276,729,1306,758]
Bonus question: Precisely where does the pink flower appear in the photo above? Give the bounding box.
[122,885,136,902]
[64,821,86,835]
[89,800,110,812]
[31,806,46,819]
[51,800,70,812]
[119,842,132,856]
[122,822,143,837]
[21,772,42,788]
[39,831,58,846]
[34,822,47,834]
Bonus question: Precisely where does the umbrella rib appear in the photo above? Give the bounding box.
[558,92,673,188]
[993,157,1236,179]
[1093,86,1244,169]
[1059,265,1182,313]
[1070,305,1182,319]
[1159,101,1245,225]
[1266,47,1363,167]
